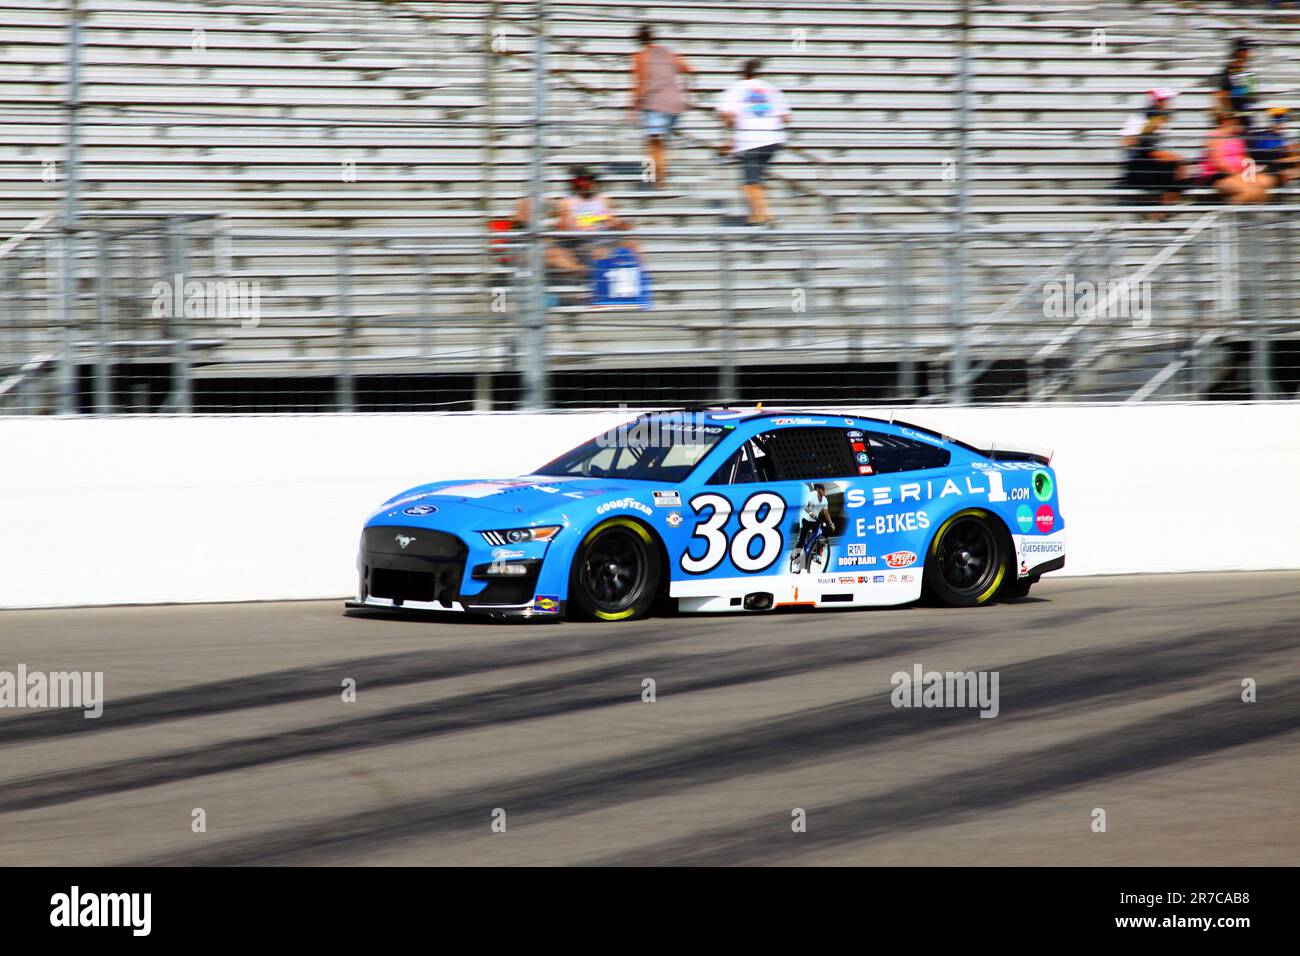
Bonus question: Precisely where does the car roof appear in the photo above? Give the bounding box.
[635,406,958,445]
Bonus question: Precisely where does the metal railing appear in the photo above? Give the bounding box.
[3,0,1300,412]
[3,206,1298,413]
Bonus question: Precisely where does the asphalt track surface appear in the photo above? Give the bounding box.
[0,571,1297,866]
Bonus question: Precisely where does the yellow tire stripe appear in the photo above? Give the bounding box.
[930,508,1007,606]
[578,518,655,620]
[594,607,637,621]
[581,516,652,547]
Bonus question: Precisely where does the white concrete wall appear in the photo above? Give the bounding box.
[1,403,1297,609]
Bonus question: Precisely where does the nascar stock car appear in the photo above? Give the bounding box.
[348,409,1065,621]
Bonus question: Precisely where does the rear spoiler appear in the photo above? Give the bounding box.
[976,443,1053,466]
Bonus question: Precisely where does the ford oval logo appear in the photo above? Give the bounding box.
[403,505,438,516]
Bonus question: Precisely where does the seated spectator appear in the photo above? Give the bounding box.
[1122,109,1193,216]
[1216,37,1260,116]
[506,170,643,283]
[1201,111,1276,203]
[552,166,642,275]
[505,169,645,292]
[505,195,585,280]
[1250,106,1298,185]
[1119,88,1178,151]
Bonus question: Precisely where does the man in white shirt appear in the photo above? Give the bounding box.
[714,59,792,226]
[792,483,834,572]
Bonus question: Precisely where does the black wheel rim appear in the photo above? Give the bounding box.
[580,528,648,613]
[936,517,999,597]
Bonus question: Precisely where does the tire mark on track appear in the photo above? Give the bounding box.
[0,623,704,747]
[0,594,1128,749]
[0,627,959,813]
[129,622,1297,865]
[591,685,1300,865]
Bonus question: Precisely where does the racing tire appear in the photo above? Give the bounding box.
[922,509,1007,608]
[569,518,661,622]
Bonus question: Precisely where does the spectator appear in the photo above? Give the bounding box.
[551,166,641,276]
[1201,111,1276,203]
[1119,88,1178,150]
[628,25,693,189]
[507,170,647,299]
[1217,37,1260,115]
[508,195,583,280]
[1250,106,1298,184]
[715,58,792,227]
[1122,109,1193,216]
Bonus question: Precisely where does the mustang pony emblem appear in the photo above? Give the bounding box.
[395,535,416,549]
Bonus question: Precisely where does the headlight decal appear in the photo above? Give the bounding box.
[481,525,562,546]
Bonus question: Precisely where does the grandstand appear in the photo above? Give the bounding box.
[1,0,1298,412]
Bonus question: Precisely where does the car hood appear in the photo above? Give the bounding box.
[384,475,651,517]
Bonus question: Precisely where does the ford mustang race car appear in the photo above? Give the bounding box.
[348,409,1065,621]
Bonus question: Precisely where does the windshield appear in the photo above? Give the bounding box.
[535,416,729,482]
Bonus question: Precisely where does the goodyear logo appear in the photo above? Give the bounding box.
[596,497,653,517]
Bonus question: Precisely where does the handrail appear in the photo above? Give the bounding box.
[1125,330,1221,404]
[1030,210,1228,401]
[0,213,54,262]
[963,223,1113,374]
[1033,210,1220,364]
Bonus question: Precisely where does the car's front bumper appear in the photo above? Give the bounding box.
[354,524,562,620]
[344,597,564,620]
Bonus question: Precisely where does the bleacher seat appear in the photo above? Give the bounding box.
[1,0,1298,407]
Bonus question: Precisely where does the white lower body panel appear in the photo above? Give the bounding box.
[671,571,924,612]
[1012,530,1067,578]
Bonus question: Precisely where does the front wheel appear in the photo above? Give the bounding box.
[809,537,830,574]
[569,518,661,621]
[922,510,1007,608]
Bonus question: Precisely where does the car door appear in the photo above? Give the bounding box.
[840,429,956,580]
[678,425,861,585]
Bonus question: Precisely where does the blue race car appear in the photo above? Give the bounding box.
[348,409,1065,621]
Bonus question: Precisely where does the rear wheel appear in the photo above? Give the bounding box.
[923,510,1007,607]
[569,518,660,621]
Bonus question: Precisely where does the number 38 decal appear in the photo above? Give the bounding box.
[680,492,787,574]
